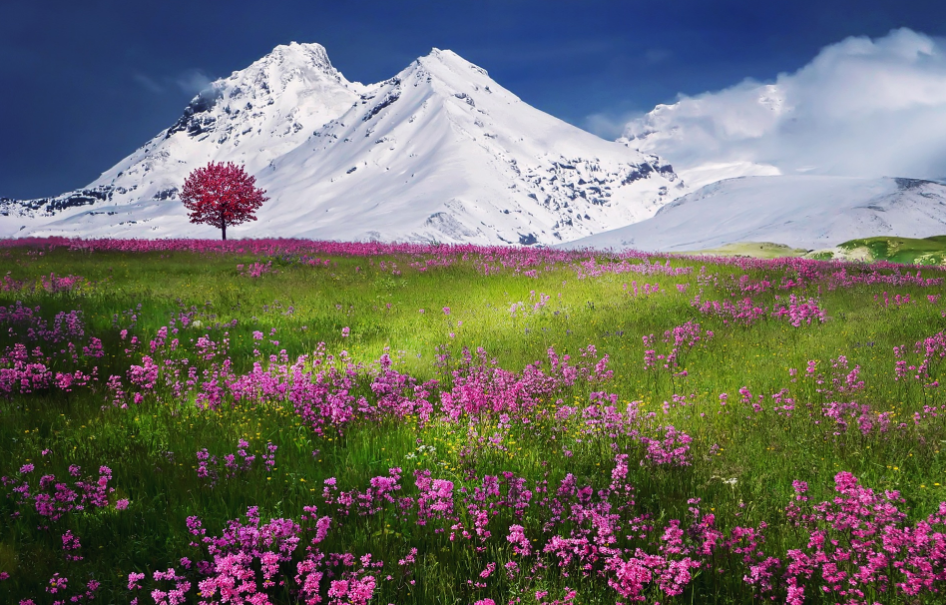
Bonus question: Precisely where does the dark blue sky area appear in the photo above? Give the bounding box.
[1,0,943,199]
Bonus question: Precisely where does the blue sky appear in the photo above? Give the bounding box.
[1,0,943,198]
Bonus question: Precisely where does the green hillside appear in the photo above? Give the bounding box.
[681,242,809,259]
[831,235,946,264]
[681,236,946,264]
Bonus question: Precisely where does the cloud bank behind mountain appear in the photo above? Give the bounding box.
[621,28,946,188]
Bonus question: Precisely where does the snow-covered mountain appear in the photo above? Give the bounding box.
[1,43,682,244]
[1,43,366,236]
[561,175,946,252]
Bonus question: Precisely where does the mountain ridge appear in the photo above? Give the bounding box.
[1,43,682,244]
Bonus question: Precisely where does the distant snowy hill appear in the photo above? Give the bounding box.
[1,43,682,244]
[560,175,946,252]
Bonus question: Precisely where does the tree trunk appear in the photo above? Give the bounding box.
[221,222,227,241]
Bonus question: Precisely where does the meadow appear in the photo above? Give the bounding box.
[2,237,946,605]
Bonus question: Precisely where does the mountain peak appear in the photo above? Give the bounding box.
[246,41,337,78]
[417,48,490,78]
[157,40,357,144]
[265,42,332,67]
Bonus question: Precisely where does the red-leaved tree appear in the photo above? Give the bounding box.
[180,162,268,240]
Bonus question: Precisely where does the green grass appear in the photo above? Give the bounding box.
[834,235,946,264]
[2,244,946,603]
[680,241,809,259]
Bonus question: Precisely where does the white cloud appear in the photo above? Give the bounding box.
[175,69,213,95]
[584,109,644,140]
[622,28,946,182]
[132,69,215,97]
[133,73,165,93]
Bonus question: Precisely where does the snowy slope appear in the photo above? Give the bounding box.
[560,175,946,252]
[2,42,365,238]
[2,46,682,244]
